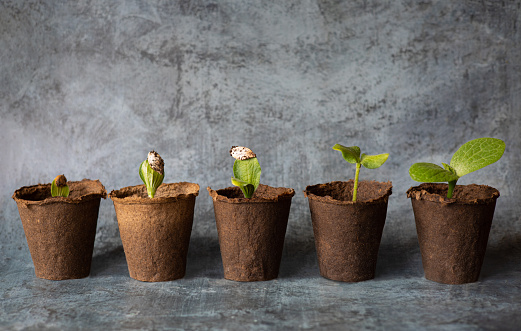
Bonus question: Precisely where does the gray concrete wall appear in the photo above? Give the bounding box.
[1,0,520,249]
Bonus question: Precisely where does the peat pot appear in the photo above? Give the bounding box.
[110,182,199,282]
[207,184,295,281]
[12,179,107,280]
[407,183,500,284]
[304,180,392,282]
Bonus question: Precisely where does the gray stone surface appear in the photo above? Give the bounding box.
[1,0,520,329]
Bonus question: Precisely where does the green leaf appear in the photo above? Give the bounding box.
[231,177,255,198]
[233,158,261,191]
[361,153,389,169]
[442,162,457,175]
[450,138,505,177]
[332,144,360,164]
[50,179,70,197]
[409,163,460,183]
[139,159,164,198]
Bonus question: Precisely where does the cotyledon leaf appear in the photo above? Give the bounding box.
[233,158,261,190]
[409,163,459,183]
[450,138,505,177]
[361,153,389,169]
[332,144,361,164]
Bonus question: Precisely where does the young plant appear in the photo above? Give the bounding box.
[51,174,70,197]
[409,137,505,198]
[332,144,389,202]
[139,150,165,198]
[230,146,261,198]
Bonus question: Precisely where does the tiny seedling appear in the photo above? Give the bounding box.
[409,137,505,198]
[139,150,164,198]
[51,174,70,197]
[230,146,261,198]
[332,144,389,202]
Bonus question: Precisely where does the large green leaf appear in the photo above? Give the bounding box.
[233,157,261,190]
[361,153,389,169]
[332,144,361,164]
[450,137,505,177]
[409,163,460,183]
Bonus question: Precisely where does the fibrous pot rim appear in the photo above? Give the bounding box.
[303,180,392,205]
[207,183,295,204]
[109,182,199,205]
[406,183,499,205]
[12,179,107,206]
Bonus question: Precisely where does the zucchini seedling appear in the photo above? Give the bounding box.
[409,137,505,198]
[51,174,70,197]
[139,150,164,198]
[230,146,261,198]
[332,144,389,202]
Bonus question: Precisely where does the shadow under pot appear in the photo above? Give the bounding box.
[12,179,107,280]
[109,182,199,282]
[207,184,295,282]
[407,183,499,285]
[304,180,392,282]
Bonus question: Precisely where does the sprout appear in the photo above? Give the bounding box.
[409,137,505,198]
[332,144,389,202]
[139,150,164,198]
[230,146,261,198]
[51,174,70,197]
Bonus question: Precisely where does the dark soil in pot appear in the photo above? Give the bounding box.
[207,184,295,282]
[304,180,392,282]
[110,182,199,282]
[12,179,107,280]
[407,183,500,284]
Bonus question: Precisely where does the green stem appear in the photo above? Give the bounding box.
[447,180,457,199]
[353,162,361,202]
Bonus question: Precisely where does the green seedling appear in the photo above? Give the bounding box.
[51,174,70,197]
[230,146,261,198]
[409,137,505,198]
[332,144,389,202]
[139,150,165,198]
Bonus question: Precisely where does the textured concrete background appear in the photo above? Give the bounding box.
[1,0,520,329]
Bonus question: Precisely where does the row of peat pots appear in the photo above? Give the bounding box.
[12,179,499,285]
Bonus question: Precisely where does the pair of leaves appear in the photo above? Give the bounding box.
[332,144,389,169]
[231,157,261,198]
[50,179,69,197]
[139,159,164,198]
[409,138,505,183]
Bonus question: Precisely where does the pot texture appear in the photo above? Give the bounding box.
[407,183,500,284]
[304,180,392,282]
[208,184,295,281]
[12,179,107,280]
[110,182,199,282]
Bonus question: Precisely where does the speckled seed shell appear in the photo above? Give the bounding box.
[230,146,256,160]
[148,150,164,175]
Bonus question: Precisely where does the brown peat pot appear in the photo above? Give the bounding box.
[407,183,500,284]
[12,179,107,280]
[110,182,199,282]
[207,184,295,281]
[304,180,392,282]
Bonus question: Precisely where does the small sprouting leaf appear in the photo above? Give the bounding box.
[361,153,389,169]
[442,162,457,175]
[332,144,360,164]
[233,158,261,191]
[51,175,70,197]
[450,138,505,177]
[409,163,460,183]
[231,177,255,198]
[139,159,164,198]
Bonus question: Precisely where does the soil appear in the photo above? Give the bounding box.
[110,182,199,282]
[12,179,106,280]
[208,184,295,281]
[407,183,500,284]
[304,180,392,282]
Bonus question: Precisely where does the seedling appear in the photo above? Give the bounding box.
[139,150,164,198]
[409,137,505,198]
[230,146,261,198]
[332,144,389,202]
[51,174,70,197]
